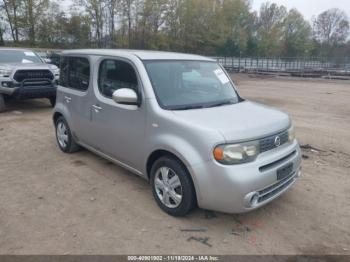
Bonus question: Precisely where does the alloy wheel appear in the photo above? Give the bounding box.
[56,121,68,148]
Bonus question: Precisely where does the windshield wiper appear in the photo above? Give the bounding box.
[170,100,235,110]
[205,100,235,108]
[171,104,206,110]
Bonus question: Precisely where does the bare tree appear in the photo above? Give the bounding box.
[313,8,350,46]
[1,0,22,42]
[78,0,105,47]
[121,0,137,47]
[22,0,49,45]
[137,0,167,48]
[0,6,5,45]
[106,0,121,47]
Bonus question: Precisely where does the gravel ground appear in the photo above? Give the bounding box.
[0,75,349,255]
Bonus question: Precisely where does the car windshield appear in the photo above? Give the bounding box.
[144,60,239,110]
[0,50,43,64]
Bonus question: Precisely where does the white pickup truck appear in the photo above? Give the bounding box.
[0,48,59,112]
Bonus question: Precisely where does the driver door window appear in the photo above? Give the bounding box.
[98,59,138,98]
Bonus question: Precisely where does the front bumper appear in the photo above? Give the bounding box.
[0,78,56,99]
[191,139,302,214]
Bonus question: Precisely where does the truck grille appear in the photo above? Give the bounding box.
[259,130,289,153]
[13,70,54,82]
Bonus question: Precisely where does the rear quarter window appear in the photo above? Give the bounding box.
[59,56,90,91]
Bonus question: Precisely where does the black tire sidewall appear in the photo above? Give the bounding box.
[0,94,6,112]
[55,117,73,153]
[49,97,56,107]
[150,156,196,217]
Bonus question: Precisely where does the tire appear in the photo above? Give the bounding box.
[150,156,196,217]
[55,116,80,153]
[0,94,6,113]
[49,97,56,107]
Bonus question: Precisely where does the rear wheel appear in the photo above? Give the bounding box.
[0,94,6,113]
[150,156,196,216]
[49,97,56,107]
[55,116,80,153]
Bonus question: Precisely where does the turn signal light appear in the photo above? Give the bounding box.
[213,147,224,161]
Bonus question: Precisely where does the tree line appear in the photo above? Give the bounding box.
[0,0,349,58]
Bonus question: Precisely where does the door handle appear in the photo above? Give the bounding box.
[64,96,72,103]
[92,104,102,112]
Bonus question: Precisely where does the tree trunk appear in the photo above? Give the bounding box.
[0,28,5,46]
[13,5,19,42]
[27,0,36,46]
[3,1,16,42]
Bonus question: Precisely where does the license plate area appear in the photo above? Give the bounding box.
[277,163,293,180]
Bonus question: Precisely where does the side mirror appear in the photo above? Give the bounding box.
[112,88,139,105]
[44,58,52,64]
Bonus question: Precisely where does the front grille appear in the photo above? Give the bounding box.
[259,150,296,172]
[257,172,296,203]
[13,70,54,82]
[259,129,289,153]
[22,79,52,87]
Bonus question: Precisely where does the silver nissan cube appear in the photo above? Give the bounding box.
[53,49,302,217]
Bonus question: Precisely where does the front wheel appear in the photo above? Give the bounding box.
[55,116,80,153]
[150,156,196,217]
[49,97,56,107]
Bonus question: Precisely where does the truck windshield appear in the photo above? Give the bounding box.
[144,60,239,110]
[0,50,43,64]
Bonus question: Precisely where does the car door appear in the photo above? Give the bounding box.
[59,56,92,143]
[89,57,147,172]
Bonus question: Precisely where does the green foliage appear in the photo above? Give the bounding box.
[282,9,312,57]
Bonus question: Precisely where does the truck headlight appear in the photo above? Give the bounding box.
[49,65,60,78]
[0,68,12,77]
[52,68,60,76]
[213,140,260,165]
[288,126,295,142]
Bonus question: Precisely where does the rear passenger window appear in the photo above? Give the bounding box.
[59,56,90,91]
[98,59,138,98]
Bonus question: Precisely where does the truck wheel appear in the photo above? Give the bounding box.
[150,156,196,217]
[0,94,6,113]
[49,97,56,107]
[55,116,80,153]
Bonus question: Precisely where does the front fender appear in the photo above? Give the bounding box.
[0,77,15,95]
[145,133,221,204]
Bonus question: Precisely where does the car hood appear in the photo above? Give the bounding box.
[0,62,57,70]
[172,101,290,142]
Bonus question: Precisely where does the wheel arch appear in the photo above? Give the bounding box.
[52,103,72,127]
[146,149,200,204]
[53,111,63,124]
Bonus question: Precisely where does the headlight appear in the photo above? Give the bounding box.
[0,68,12,77]
[49,65,60,75]
[213,140,260,165]
[52,68,60,75]
[288,125,295,142]
[214,126,295,165]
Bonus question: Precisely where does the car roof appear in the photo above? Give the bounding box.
[62,49,215,62]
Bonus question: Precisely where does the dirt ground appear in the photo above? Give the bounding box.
[0,74,349,255]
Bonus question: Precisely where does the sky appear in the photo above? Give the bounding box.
[251,0,350,21]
